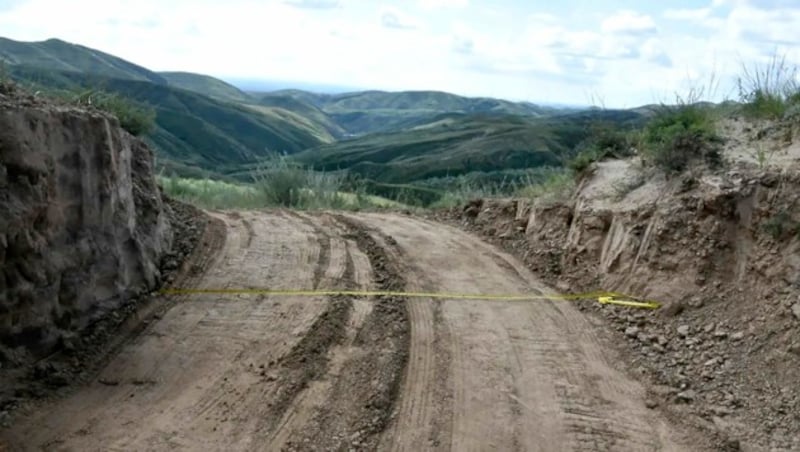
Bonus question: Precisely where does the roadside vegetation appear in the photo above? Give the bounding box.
[641,101,722,173]
[160,160,577,211]
[514,170,576,203]
[568,121,638,173]
[159,176,264,210]
[6,77,156,136]
[68,89,156,136]
[251,154,393,210]
[160,155,405,211]
[737,54,800,120]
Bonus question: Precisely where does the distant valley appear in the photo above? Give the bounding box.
[0,36,642,193]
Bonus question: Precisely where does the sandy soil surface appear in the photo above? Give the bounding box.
[1,211,707,451]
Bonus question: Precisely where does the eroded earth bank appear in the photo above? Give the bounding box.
[441,121,800,451]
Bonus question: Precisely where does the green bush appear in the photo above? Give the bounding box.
[427,181,499,209]
[738,54,800,119]
[763,211,800,240]
[71,89,155,136]
[568,122,635,172]
[515,170,575,202]
[161,168,397,211]
[253,155,312,207]
[643,104,721,173]
[95,93,155,136]
[0,80,155,136]
[159,175,264,209]
[252,154,386,210]
[568,149,596,173]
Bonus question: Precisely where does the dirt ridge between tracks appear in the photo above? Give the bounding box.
[278,215,411,451]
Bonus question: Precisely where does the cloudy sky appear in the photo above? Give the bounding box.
[0,0,798,106]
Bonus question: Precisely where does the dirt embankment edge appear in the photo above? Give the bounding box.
[437,166,800,451]
[0,82,215,425]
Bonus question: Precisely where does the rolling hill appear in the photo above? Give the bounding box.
[276,109,644,183]
[5,64,331,174]
[0,38,339,175]
[0,37,166,84]
[1,36,623,189]
[159,71,252,103]
[254,93,347,139]
[256,89,570,135]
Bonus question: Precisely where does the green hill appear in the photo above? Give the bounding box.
[6,64,328,173]
[253,89,568,135]
[293,114,568,183]
[0,37,166,84]
[284,110,644,183]
[0,36,613,186]
[265,89,558,115]
[159,71,252,103]
[0,37,339,175]
[318,90,551,115]
[255,93,346,139]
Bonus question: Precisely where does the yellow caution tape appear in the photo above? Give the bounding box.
[159,288,662,309]
[597,296,661,310]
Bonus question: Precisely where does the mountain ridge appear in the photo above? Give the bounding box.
[0,36,620,186]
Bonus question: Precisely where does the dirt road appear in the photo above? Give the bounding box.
[2,211,703,451]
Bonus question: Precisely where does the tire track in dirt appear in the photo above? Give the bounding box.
[278,215,411,451]
[313,235,331,290]
[258,258,354,444]
[445,228,659,450]
[2,211,340,451]
[355,213,702,452]
[361,225,455,452]
[0,209,226,452]
[280,211,332,291]
[527,301,671,451]
[2,210,707,451]
[264,211,359,450]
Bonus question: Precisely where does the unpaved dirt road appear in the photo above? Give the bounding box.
[2,211,704,451]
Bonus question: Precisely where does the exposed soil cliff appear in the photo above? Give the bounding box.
[0,82,172,363]
[446,135,800,451]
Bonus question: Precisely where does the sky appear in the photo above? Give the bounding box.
[1,0,799,107]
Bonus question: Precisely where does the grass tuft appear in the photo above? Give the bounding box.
[738,53,800,120]
[763,210,800,240]
[69,89,156,136]
[427,181,500,209]
[568,122,636,173]
[159,176,264,209]
[252,154,353,209]
[515,170,575,203]
[642,103,721,174]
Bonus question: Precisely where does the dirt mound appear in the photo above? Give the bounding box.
[0,83,214,424]
[443,160,800,450]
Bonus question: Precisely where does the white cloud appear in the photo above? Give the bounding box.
[283,0,339,9]
[663,7,712,21]
[601,10,658,35]
[381,8,418,30]
[641,38,672,67]
[0,0,799,107]
[743,0,800,8]
[528,12,558,23]
[452,36,474,54]
[417,0,468,9]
